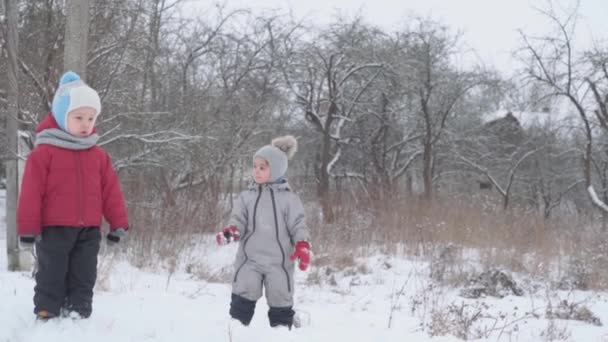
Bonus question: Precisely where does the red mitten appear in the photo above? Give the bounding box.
[289,241,311,271]
[216,226,241,245]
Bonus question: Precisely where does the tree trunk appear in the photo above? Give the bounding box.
[318,130,334,223]
[141,0,163,110]
[602,176,608,232]
[422,138,433,201]
[64,0,91,78]
[5,0,21,271]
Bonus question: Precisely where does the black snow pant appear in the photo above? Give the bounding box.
[34,226,101,318]
[229,293,295,328]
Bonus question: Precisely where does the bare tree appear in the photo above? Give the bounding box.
[517,1,608,212]
[139,0,182,110]
[367,99,423,199]
[283,18,383,222]
[4,0,22,270]
[531,143,582,218]
[396,19,485,201]
[586,48,608,131]
[455,128,545,210]
[344,38,422,201]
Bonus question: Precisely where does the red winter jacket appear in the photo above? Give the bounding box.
[17,113,129,235]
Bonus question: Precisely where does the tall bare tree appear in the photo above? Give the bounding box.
[402,20,483,201]
[455,115,545,210]
[4,0,21,270]
[64,0,91,77]
[283,18,382,222]
[517,1,608,213]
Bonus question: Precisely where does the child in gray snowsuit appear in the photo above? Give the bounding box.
[216,135,311,329]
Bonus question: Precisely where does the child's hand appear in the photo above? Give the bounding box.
[106,228,127,245]
[290,241,311,271]
[216,226,240,245]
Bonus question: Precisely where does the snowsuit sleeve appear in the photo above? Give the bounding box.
[227,192,248,232]
[101,151,129,230]
[17,147,50,236]
[286,193,310,243]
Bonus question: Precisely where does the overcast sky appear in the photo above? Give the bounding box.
[182,0,608,74]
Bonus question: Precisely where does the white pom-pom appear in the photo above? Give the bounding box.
[271,135,298,160]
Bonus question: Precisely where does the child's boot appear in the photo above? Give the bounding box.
[268,306,295,329]
[229,293,256,326]
[36,310,57,321]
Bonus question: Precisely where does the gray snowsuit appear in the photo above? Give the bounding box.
[227,180,309,326]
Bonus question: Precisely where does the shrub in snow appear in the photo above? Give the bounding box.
[459,269,524,299]
[545,300,602,326]
[429,244,473,286]
[428,302,486,339]
[556,258,591,290]
[430,244,459,283]
[540,319,572,341]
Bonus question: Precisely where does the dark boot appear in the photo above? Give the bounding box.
[229,293,257,326]
[268,306,294,329]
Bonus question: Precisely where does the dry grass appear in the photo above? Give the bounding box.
[185,262,233,283]
[307,192,608,290]
[116,177,608,290]
[109,178,225,275]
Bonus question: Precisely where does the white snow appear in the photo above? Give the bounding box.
[588,186,608,213]
[2,189,608,341]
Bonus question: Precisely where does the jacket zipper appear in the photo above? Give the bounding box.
[270,188,291,293]
[233,186,262,283]
[76,152,85,226]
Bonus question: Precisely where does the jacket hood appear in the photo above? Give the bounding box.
[35,113,61,133]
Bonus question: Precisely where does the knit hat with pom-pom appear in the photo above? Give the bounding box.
[51,71,101,131]
[253,135,298,182]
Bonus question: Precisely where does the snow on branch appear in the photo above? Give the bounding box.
[113,147,164,172]
[19,59,50,108]
[587,185,608,213]
[326,146,342,177]
[393,151,422,180]
[100,111,173,125]
[87,42,121,67]
[343,67,383,119]
[99,131,201,147]
[338,63,382,88]
[506,147,544,186]
[387,134,424,153]
[456,154,506,196]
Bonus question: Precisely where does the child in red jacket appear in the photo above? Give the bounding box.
[17,71,129,320]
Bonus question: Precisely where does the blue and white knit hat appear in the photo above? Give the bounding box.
[253,135,298,182]
[51,71,101,131]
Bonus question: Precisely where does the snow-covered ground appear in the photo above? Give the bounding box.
[2,189,608,341]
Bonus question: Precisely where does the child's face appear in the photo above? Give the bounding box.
[66,107,97,137]
[253,157,271,184]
